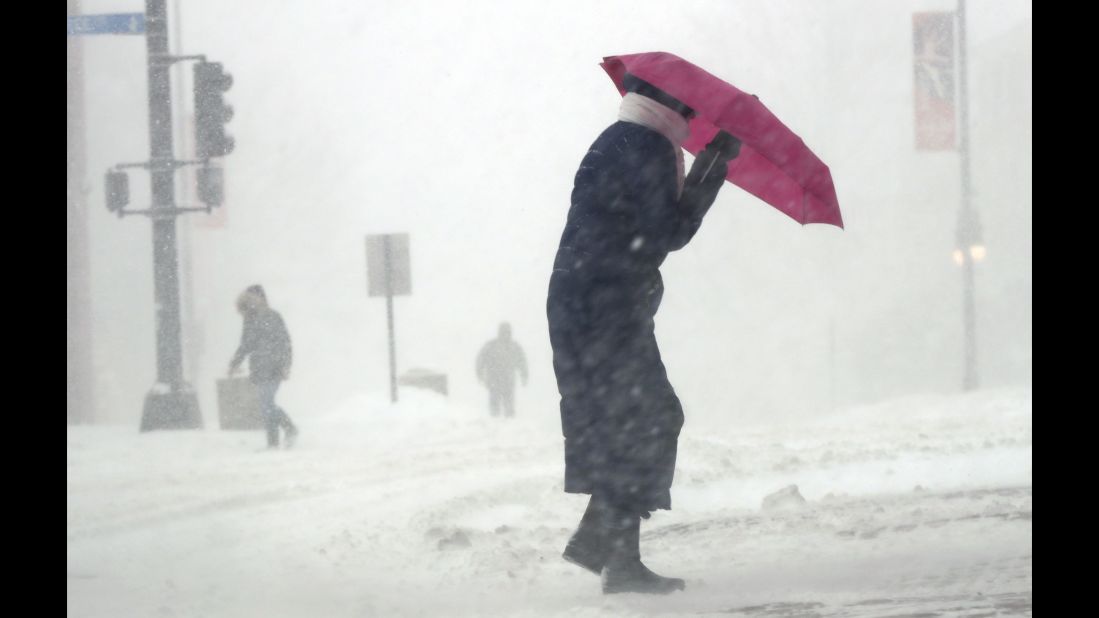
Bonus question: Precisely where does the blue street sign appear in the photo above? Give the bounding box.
[67,13,145,36]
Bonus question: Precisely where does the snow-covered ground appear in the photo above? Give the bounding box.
[67,387,1031,617]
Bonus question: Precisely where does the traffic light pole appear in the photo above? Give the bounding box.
[139,0,201,430]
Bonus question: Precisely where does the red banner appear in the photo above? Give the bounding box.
[913,12,957,150]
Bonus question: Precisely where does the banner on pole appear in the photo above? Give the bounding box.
[913,12,957,150]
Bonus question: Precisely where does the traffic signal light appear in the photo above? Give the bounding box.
[197,165,224,207]
[105,170,129,213]
[193,61,234,158]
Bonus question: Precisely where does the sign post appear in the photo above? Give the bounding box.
[366,234,411,403]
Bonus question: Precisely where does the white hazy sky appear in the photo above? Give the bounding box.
[72,0,1032,427]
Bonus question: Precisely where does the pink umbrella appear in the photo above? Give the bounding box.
[602,51,843,229]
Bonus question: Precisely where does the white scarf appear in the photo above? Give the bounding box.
[618,92,690,197]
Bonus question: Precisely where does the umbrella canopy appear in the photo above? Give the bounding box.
[601,52,843,229]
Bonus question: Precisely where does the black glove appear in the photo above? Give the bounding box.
[705,130,742,163]
[685,131,741,189]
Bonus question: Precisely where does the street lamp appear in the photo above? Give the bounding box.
[952,245,986,266]
[954,201,982,391]
[918,0,983,389]
[955,0,981,392]
[954,206,984,265]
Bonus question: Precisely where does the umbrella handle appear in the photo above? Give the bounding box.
[708,130,742,162]
[696,131,741,182]
[701,153,722,180]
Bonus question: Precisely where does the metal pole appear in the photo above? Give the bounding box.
[146,0,182,386]
[67,0,94,424]
[171,0,201,390]
[140,0,201,429]
[958,0,978,391]
[962,254,977,390]
[384,236,398,403]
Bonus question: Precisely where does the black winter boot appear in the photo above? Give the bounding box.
[265,418,280,448]
[601,514,685,594]
[562,495,610,574]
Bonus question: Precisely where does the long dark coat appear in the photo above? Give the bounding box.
[547,120,726,513]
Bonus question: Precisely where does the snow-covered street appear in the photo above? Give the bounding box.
[68,387,1031,617]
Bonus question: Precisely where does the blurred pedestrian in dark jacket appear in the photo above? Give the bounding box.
[547,74,740,594]
[229,284,299,449]
[476,322,528,417]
